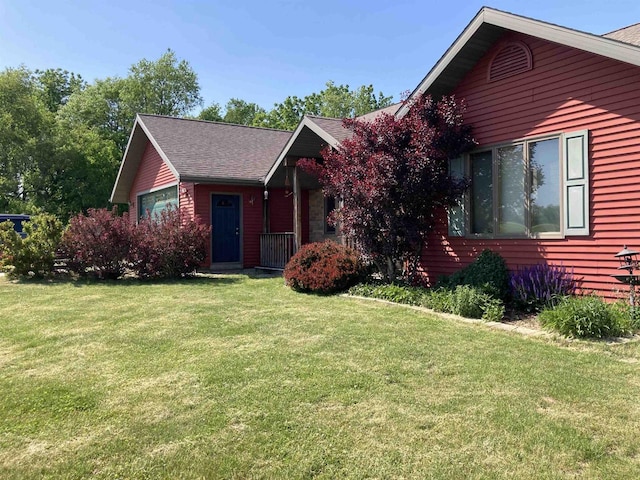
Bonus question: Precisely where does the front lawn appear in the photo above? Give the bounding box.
[1,274,639,479]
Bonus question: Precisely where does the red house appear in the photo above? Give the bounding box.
[111,7,640,297]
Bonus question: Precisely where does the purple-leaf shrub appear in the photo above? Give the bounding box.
[131,208,210,279]
[298,94,476,282]
[510,263,578,312]
[284,241,365,294]
[61,207,134,279]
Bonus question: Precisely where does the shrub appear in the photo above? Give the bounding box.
[539,295,630,338]
[449,285,505,321]
[285,241,364,294]
[0,214,63,278]
[131,208,210,279]
[60,208,134,280]
[349,282,424,305]
[510,263,578,312]
[349,283,505,321]
[421,288,454,313]
[437,249,510,301]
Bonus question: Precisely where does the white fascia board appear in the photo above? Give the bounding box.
[110,115,142,203]
[135,117,181,180]
[264,116,340,186]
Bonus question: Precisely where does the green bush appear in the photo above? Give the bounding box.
[348,282,424,305]
[421,288,454,313]
[438,249,510,301]
[539,295,631,338]
[449,285,505,321]
[350,283,504,321]
[0,214,63,278]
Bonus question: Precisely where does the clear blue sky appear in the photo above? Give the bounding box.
[1,0,639,113]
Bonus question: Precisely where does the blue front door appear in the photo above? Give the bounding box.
[212,194,240,263]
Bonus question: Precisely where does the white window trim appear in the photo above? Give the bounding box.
[136,182,179,222]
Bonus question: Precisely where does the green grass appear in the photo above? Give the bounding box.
[1,274,640,479]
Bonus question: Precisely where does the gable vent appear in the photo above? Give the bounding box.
[488,42,532,82]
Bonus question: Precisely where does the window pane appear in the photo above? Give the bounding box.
[471,151,493,234]
[139,186,178,220]
[324,196,336,234]
[530,138,560,233]
[498,145,525,234]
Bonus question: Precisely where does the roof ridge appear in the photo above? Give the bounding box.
[305,114,346,121]
[137,113,292,134]
[603,22,640,36]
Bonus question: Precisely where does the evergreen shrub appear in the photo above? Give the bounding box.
[437,249,510,301]
[0,214,63,278]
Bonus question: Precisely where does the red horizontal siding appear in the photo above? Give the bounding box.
[421,31,640,299]
[266,188,310,244]
[128,141,177,223]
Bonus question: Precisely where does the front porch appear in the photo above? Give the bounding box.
[257,115,350,270]
[259,232,295,269]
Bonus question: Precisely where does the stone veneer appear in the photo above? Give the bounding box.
[308,189,342,244]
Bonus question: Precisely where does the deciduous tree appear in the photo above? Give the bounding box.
[256,81,393,130]
[299,94,475,282]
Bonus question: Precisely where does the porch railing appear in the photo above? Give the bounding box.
[260,232,296,269]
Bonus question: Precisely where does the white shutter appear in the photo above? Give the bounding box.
[563,130,589,236]
[448,156,465,237]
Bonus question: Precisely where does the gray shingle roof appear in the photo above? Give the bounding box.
[357,102,402,122]
[139,114,292,183]
[305,115,352,143]
[603,23,640,46]
[303,103,403,144]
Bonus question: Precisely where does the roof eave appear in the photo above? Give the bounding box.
[397,7,640,118]
[264,116,340,186]
[110,115,182,204]
[181,176,264,186]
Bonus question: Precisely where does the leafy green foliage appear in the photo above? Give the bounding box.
[300,94,475,282]
[255,81,393,131]
[539,295,631,338]
[1,50,202,220]
[0,67,55,213]
[0,214,63,278]
[349,283,424,305]
[33,68,86,113]
[438,249,510,301]
[284,241,364,294]
[349,283,504,321]
[123,49,202,117]
[197,102,223,122]
[218,98,267,126]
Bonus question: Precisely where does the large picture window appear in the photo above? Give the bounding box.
[451,130,588,238]
[138,185,178,220]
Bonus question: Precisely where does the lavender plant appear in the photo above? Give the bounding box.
[510,263,578,312]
